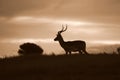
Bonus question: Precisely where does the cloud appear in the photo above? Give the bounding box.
[57,0,120,17]
[0,0,120,18]
[0,23,56,39]
[0,0,120,44]
[0,16,120,41]
[0,0,59,17]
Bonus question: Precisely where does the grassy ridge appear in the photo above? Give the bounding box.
[0,54,120,80]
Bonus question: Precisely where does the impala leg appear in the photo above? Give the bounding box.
[85,51,88,54]
[69,51,71,55]
[79,50,82,54]
[83,50,88,54]
[65,51,68,55]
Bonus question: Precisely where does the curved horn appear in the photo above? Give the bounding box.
[62,24,64,31]
[58,24,68,33]
[59,24,64,33]
[62,24,67,32]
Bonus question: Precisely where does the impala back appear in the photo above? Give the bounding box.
[62,40,86,51]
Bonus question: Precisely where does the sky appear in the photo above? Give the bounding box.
[0,0,120,56]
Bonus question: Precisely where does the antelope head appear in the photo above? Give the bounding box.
[54,25,67,41]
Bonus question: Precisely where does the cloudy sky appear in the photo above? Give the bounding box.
[0,0,120,55]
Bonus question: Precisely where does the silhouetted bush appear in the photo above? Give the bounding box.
[117,47,120,54]
[18,43,43,56]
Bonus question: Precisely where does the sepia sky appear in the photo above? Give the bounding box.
[0,0,120,47]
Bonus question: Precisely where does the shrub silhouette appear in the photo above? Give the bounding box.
[18,43,43,56]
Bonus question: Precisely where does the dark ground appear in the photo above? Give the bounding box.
[0,54,120,80]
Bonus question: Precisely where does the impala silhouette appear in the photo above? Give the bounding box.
[54,25,88,55]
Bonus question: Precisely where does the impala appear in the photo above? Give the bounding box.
[54,25,88,55]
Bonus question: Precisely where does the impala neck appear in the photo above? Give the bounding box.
[58,33,65,46]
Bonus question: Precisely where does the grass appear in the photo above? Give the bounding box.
[0,54,120,80]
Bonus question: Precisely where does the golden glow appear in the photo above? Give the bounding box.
[0,0,120,57]
[1,38,54,44]
[9,16,93,26]
[1,38,120,45]
[91,40,120,45]
[70,27,103,34]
